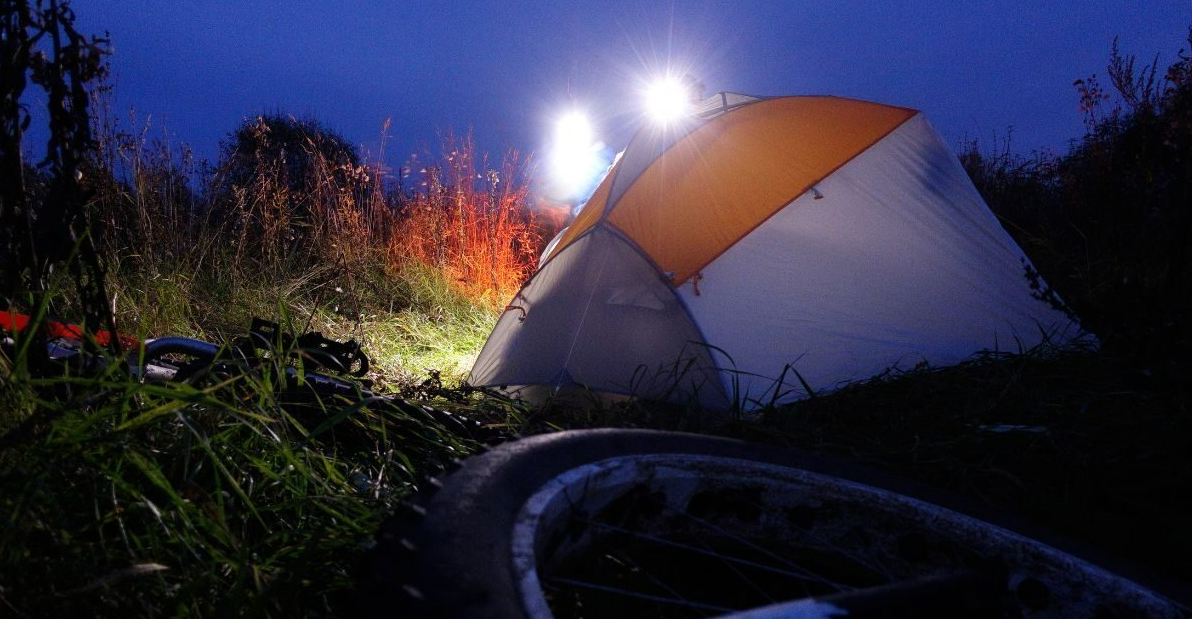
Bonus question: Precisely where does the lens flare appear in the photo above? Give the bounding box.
[555,112,592,151]
[548,111,603,200]
[645,77,691,123]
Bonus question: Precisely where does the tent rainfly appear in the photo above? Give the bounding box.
[470,93,1089,410]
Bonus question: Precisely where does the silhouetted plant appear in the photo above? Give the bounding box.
[0,0,115,360]
[217,113,359,194]
[209,114,363,263]
[965,26,1192,356]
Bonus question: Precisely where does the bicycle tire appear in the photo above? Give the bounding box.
[360,429,1189,618]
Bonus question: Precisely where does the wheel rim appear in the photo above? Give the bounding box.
[511,454,1185,619]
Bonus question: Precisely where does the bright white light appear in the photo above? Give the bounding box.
[549,111,602,200]
[555,112,592,152]
[645,77,691,123]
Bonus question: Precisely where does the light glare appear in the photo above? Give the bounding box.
[646,78,690,123]
[548,111,602,200]
[555,112,592,151]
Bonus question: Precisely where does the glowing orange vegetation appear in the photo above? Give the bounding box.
[387,134,556,307]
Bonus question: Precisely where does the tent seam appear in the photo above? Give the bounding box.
[600,125,643,217]
[468,226,595,384]
[675,110,921,283]
[603,223,731,406]
[554,229,615,393]
[609,96,916,225]
[604,97,775,214]
[535,220,601,273]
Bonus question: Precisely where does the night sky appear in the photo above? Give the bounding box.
[62,1,1192,173]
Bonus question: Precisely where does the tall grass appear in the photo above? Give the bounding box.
[81,110,556,382]
[391,133,544,307]
[2,102,553,617]
[1,111,544,613]
[0,338,479,617]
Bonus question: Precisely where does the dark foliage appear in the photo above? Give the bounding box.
[0,0,115,360]
[746,345,1192,587]
[962,28,1192,360]
[216,113,360,195]
[202,114,367,267]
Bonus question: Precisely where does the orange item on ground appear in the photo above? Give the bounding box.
[0,311,140,349]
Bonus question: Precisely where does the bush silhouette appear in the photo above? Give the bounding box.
[963,27,1192,356]
[208,114,366,266]
[217,113,360,195]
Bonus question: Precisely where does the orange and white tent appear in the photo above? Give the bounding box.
[471,93,1087,409]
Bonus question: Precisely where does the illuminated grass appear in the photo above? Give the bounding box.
[0,342,478,617]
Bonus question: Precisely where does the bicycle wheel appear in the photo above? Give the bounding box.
[361,429,1189,618]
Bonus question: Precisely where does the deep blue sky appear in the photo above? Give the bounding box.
[63,1,1192,170]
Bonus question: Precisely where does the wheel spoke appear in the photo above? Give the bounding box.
[580,518,845,590]
[545,576,735,615]
[688,528,782,604]
[602,550,705,608]
[733,494,899,583]
[652,503,855,592]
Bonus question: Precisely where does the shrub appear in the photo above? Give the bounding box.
[962,27,1192,356]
